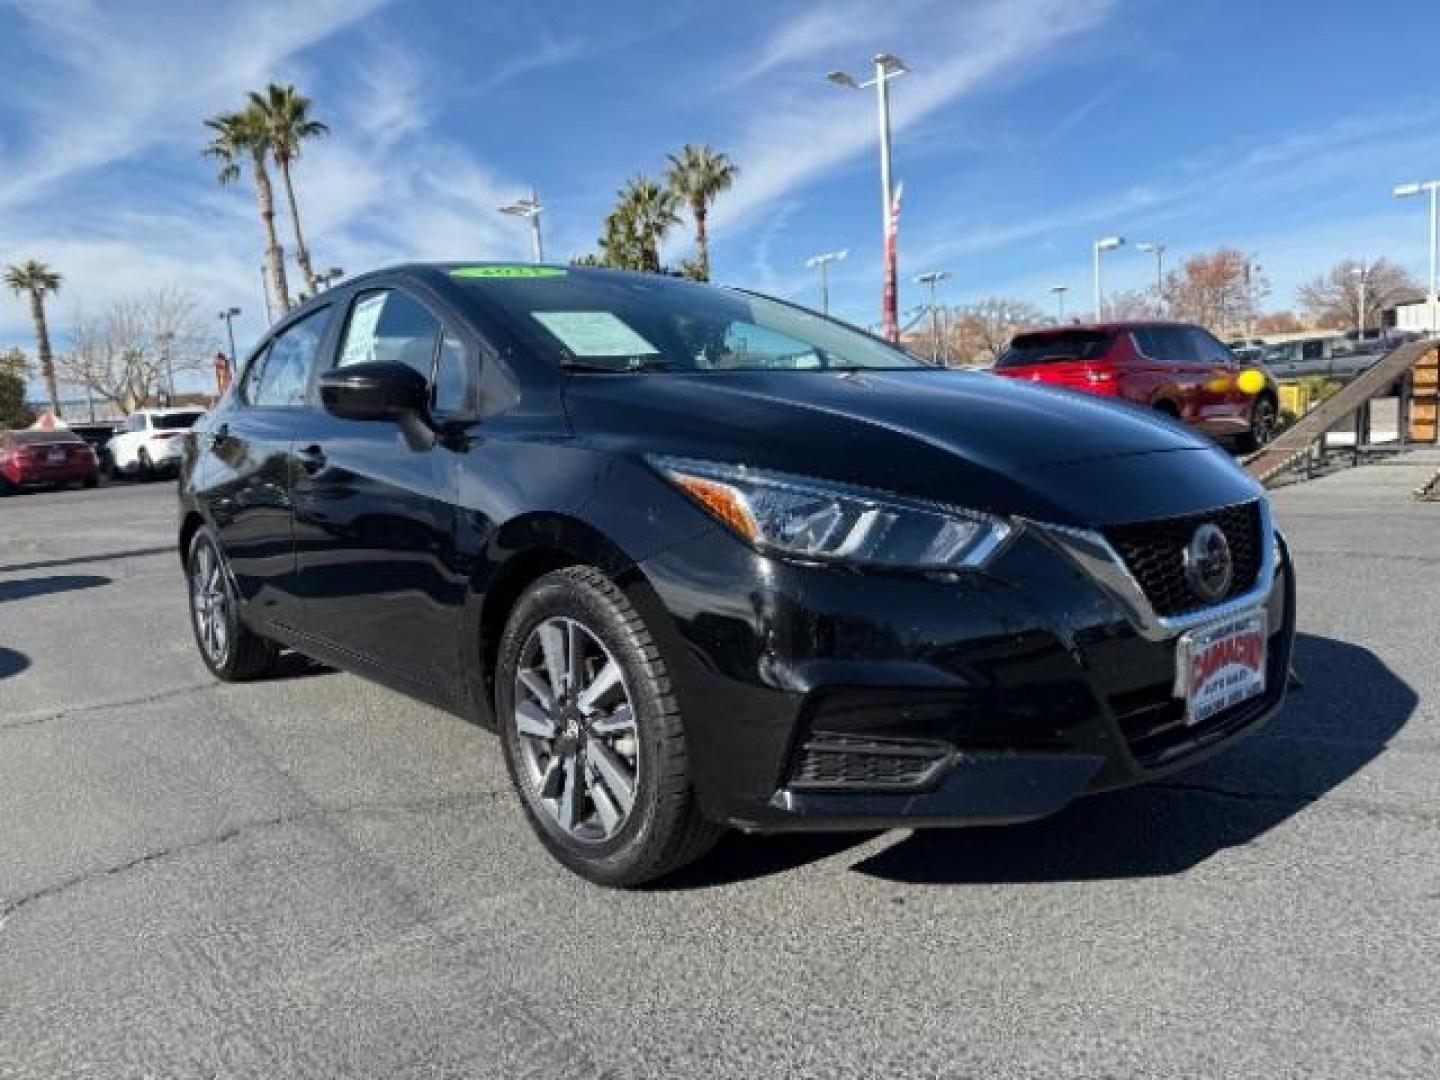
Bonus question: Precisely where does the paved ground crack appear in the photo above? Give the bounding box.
[0,789,512,927]
[0,682,221,731]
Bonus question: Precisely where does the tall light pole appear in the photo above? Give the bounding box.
[914,270,952,364]
[157,330,176,400]
[1050,285,1069,323]
[218,307,240,369]
[805,250,848,315]
[259,264,273,324]
[828,52,908,341]
[1092,236,1125,320]
[1136,241,1166,316]
[1352,263,1368,337]
[1394,180,1440,334]
[499,188,545,262]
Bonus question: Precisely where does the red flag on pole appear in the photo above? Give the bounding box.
[882,181,904,342]
[214,352,232,396]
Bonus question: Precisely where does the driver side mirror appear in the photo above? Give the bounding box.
[319,361,428,422]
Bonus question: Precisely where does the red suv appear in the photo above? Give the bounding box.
[992,322,1278,450]
[0,429,101,493]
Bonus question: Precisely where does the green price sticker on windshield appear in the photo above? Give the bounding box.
[451,266,567,279]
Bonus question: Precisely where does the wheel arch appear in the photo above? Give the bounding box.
[464,512,660,729]
[1150,395,1182,417]
[178,508,206,565]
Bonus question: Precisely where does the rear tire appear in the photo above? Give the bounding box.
[495,565,722,887]
[185,527,279,681]
[82,472,99,489]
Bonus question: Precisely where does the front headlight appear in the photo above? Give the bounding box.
[650,456,1013,571]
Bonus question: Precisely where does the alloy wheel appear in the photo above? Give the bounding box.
[513,615,640,843]
[1252,398,1277,446]
[190,542,230,665]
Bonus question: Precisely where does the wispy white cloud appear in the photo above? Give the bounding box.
[479,32,590,91]
[709,0,1118,234]
[0,0,393,211]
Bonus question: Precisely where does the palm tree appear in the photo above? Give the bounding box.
[615,176,681,272]
[204,108,291,315]
[4,260,63,416]
[248,83,328,295]
[599,207,647,270]
[665,145,739,282]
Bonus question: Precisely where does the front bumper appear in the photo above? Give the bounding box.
[635,516,1296,833]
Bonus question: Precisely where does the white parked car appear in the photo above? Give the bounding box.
[107,408,206,479]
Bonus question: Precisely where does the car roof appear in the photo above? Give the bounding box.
[4,429,83,444]
[1020,320,1201,335]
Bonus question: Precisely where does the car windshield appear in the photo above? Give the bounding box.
[154,411,202,430]
[451,268,921,373]
[996,329,1116,368]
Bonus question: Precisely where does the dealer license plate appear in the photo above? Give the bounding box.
[1175,609,1267,725]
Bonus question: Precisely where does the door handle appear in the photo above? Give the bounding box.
[296,444,327,475]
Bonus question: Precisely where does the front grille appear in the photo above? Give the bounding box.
[1112,681,1274,768]
[1105,501,1263,617]
[787,735,950,792]
[1110,619,1285,768]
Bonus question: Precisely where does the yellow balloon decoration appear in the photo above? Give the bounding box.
[1236,368,1267,395]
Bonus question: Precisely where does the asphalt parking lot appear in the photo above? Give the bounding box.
[2,460,1438,1079]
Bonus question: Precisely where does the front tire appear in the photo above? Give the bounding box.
[1239,394,1278,452]
[496,566,722,887]
[186,527,278,681]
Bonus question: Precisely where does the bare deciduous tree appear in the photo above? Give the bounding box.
[1103,289,1157,321]
[1162,249,1268,333]
[1255,311,1307,335]
[934,297,1046,365]
[58,287,217,413]
[1297,257,1420,331]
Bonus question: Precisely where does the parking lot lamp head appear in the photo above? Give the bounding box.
[1136,241,1166,315]
[1392,180,1440,332]
[826,54,909,340]
[804,250,848,315]
[1093,236,1125,320]
[498,190,545,262]
[1049,285,1069,323]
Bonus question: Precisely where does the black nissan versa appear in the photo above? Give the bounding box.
[178,263,1296,885]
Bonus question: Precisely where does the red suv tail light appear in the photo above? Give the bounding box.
[1081,362,1121,395]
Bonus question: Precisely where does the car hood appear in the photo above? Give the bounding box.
[563,368,1261,527]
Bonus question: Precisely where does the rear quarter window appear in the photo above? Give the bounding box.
[996,330,1116,368]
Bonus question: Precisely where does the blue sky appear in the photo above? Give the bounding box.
[3,0,1440,380]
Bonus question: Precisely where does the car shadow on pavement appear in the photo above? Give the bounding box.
[0,574,111,604]
[662,632,1413,890]
[0,646,31,680]
[851,632,1414,885]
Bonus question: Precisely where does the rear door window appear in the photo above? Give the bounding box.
[254,308,333,409]
[237,345,272,408]
[1188,329,1237,367]
[1133,327,1200,364]
[995,330,1116,368]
